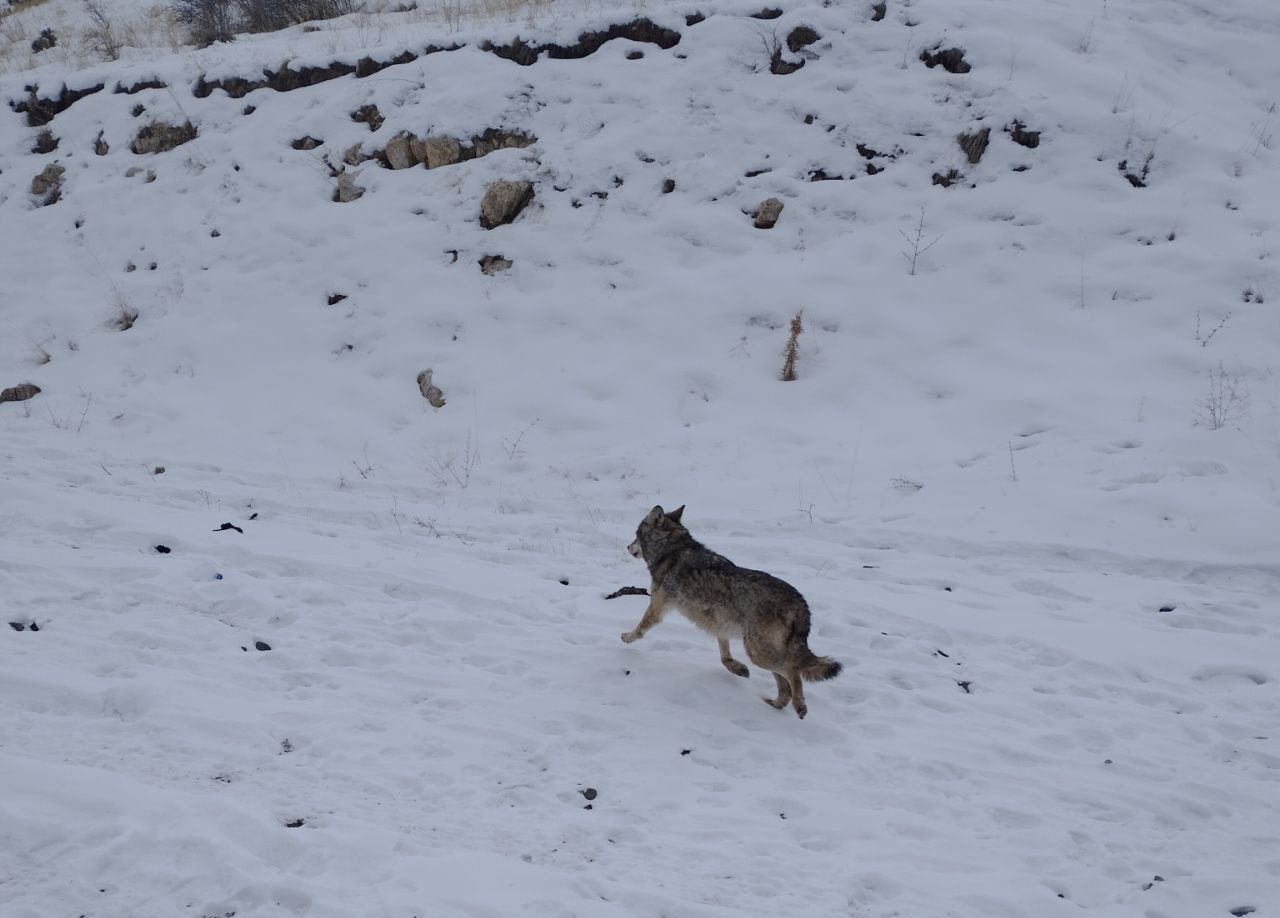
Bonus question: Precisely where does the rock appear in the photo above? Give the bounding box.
[30,163,64,205]
[1006,120,1041,149]
[291,136,323,150]
[94,131,109,155]
[350,103,384,132]
[422,135,463,169]
[417,369,446,408]
[479,254,513,275]
[0,383,42,403]
[787,26,821,53]
[469,128,535,159]
[662,178,676,193]
[920,46,971,73]
[124,166,156,183]
[957,127,991,164]
[753,197,784,229]
[581,788,598,800]
[254,641,271,651]
[479,179,534,229]
[334,171,365,203]
[384,132,418,169]
[131,120,197,155]
[342,143,368,167]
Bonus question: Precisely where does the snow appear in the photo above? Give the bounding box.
[2,0,1279,915]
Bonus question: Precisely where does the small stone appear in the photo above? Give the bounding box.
[581,787,598,800]
[0,383,42,403]
[786,26,821,53]
[255,641,271,651]
[328,293,348,305]
[154,544,171,554]
[417,369,446,408]
[334,171,365,203]
[30,163,65,205]
[9,622,25,631]
[661,178,675,194]
[285,818,304,828]
[753,197,784,229]
[350,103,384,132]
[479,254,513,275]
[680,748,691,755]
[559,578,569,586]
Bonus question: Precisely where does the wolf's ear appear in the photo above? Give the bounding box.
[667,505,685,523]
[647,505,665,520]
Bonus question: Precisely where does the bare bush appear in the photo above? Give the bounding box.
[171,0,361,44]
[1197,362,1249,431]
[240,0,362,33]
[171,0,235,44]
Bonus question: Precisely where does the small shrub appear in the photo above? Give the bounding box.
[780,310,803,381]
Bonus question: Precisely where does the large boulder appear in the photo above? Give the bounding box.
[385,132,418,169]
[423,135,463,169]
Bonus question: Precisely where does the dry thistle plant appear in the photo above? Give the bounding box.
[780,310,803,381]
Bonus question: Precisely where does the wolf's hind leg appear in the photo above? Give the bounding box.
[718,639,750,678]
[787,667,807,719]
[764,672,792,710]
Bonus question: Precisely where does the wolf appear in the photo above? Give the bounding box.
[621,505,841,719]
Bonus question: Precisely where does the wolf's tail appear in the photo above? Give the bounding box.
[800,654,842,682]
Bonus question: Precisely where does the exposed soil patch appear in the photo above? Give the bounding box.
[194,48,449,100]
[482,18,680,66]
[12,82,105,127]
[116,78,167,95]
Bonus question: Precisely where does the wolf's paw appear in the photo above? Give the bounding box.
[723,659,750,678]
[764,695,789,710]
[621,631,640,643]
[794,701,808,719]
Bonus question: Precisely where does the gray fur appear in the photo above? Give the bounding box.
[621,505,841,719]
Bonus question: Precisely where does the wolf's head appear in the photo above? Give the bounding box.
[628,504,686,563]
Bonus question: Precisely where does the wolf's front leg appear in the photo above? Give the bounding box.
[621,590,667,643]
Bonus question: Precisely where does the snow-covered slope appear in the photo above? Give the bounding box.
[2,1,1278,915]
